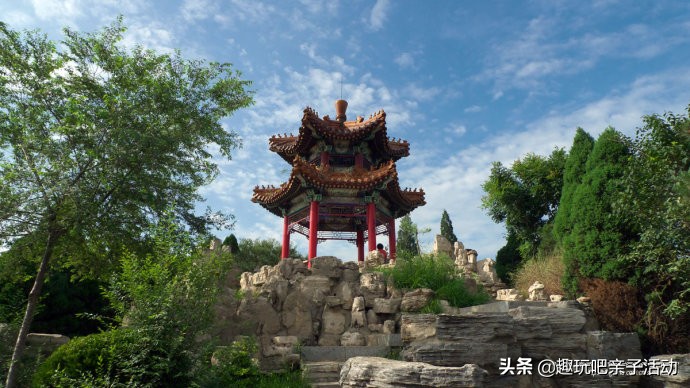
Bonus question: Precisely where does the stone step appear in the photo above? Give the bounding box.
[310,383,341,388]
[302,361,343,384]
[300,345,390,362]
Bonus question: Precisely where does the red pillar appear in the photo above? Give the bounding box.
[356,230,364,263]
[281,215,290,259]
[355,153,363,168]
[367,202,376,252]
[320,151,329,167]
[388,219,396,262]
[308,200,319,268]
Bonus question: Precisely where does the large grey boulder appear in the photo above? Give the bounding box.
[401,314,437,342]
[401,288,434,312]
[643,353,690,388]
[282,290,317,343]
[340,356,487,387]
[310,256,343,279]
[374,297,401,314]
[432,234,454,258]
[237,296,281,335]
[359,272,387,307]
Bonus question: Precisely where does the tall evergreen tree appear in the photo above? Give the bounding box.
[397,215,419,256]
[223,233,240,254]
[440,209,458,244]
[563,128,634,292]
[495,230,522,283]
[553,128,595,244]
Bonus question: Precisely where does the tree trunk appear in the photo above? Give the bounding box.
[5,230,58,388]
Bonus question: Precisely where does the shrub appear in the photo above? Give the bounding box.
[197,337,309,388]
[32,328,143,387]
[512,252,565,298]
[377,253,489,309]
[580,278,644,333]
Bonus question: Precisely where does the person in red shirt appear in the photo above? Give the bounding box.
[377,243,389,264]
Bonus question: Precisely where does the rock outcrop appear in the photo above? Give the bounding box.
[340,356,488,387]
[214,256,410,371]
[400,303,644,387]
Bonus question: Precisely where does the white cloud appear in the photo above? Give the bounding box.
[3,10,35,27]
[396,66,690,259]
[30,0,82,22]
[464,105,482,113]
[181,0,218,21]
[394,52,415,68]
[369,0,389,31]
[121,22,175,53]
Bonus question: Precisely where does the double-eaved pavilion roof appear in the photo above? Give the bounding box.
[268,107,410,163]
[251,102,425,242]
[252,157,426,220]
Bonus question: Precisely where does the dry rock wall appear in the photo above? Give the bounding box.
[401,303,645,387]
[214,256,411,370]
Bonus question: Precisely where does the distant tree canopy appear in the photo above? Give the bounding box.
[440,210,458,245]
[397,214,420,256]
[0,19,253,387]
[481,148,567,260]
[232,238,304,273]
[223,234,240,254]
[482,105,690,354]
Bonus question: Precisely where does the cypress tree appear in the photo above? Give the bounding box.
[563,128,633,292]
[553,128,595,244]
[440,209,458,244]
[223,234,240,254]
[397,215,419,256]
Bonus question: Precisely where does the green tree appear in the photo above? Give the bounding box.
[223,233,240,254]
[396,215,419,256]
[495,231,522,283]
[34,217,234,386]
[481,148,567,258]
[553,128,595,244]
[614,108,690,351]
[562,128,634,293]
[234,238,304,273]
[440,209,458,244]
[0,20,253,386]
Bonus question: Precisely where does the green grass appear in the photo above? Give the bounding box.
[376,253,490,309]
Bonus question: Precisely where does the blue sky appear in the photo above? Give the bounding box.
[4,0,690,261]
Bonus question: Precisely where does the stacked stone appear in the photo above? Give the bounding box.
[400,303,644,387]
[224,256,435,371]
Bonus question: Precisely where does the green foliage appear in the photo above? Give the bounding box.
[196,337,309,388]
[495,231,523,284]
[233,238,304,273]
[0,19,252,384]
[612,108,690,352]
[553,128,595,243]
[396,215,419,256]
[223,234,240,254]
[0,17,253,275]
[30,269,112,336]
[419,298,443,314]
[378,254,489,309]
[32,328,140,387]
[96,218,231,386]
[205,337,261,387]
[562,128,634,294]
[439,210,458,244]
[481,148,567,258]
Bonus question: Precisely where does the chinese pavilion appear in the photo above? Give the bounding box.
[251,100,425,267]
